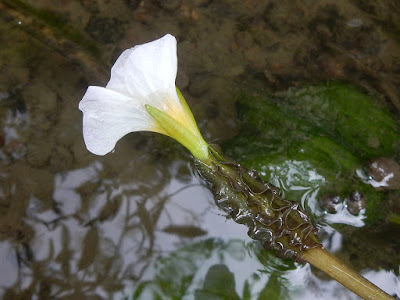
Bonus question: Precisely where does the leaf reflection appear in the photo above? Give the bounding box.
[131,238,295,300]
[1,151,205,299]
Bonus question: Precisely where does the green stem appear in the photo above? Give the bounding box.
[301,247,394,300]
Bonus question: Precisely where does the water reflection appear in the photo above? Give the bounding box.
[1,155,201,298]
[0,148,253,299]
[1,0,400,299]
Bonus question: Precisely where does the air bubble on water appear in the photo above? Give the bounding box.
[347,18,363,28]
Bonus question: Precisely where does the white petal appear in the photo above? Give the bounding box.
[79,86,161,155]
[106,34,177,106]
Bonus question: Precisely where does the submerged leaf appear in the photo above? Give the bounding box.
[257,272,289,300]
[77,226,99,270]
[162,224,207,238]
[224,82,400,224]
[194,264,240,300]
[130,238,300,300]
[98,195,122,222]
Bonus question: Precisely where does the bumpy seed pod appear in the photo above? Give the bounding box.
[196,147,322,261]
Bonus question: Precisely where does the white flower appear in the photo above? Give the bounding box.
[79,34,209,161]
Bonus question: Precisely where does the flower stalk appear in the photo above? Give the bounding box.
[195,146,321,260]
[195,146,394,300]
[301,247,394,300]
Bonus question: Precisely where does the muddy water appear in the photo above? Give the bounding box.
[0,1,400,299]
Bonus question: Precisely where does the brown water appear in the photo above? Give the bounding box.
[1,1,400,299]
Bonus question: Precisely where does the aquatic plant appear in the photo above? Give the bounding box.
[79,34,394,299]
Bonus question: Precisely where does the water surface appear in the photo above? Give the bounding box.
[1,1,400,299]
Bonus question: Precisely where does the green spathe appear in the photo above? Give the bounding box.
[145,103,210,163]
